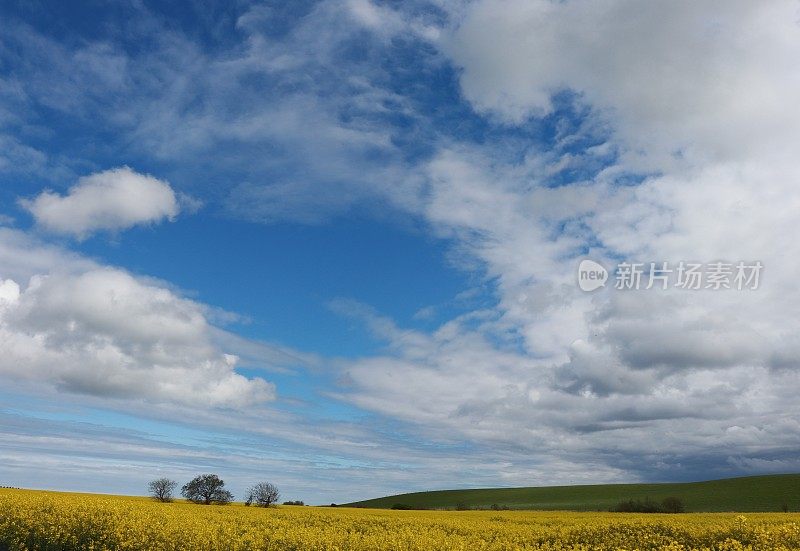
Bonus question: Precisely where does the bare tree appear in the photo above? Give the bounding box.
[245,482,280,507]
[148,478,177,503]
[181,474,233,505]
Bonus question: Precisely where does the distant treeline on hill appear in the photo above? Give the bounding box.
[387,498,685,513]
[612,497,685,513]
[345,474,800,512]
[389,502,513,511]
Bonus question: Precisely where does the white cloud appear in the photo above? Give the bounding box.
[0,229,274,409]
[443,0,800,167]
[21,167,180,238]
[346,0,442,42]
[332,138,800,475]
[2,3,433,225]
[329,0,800,478]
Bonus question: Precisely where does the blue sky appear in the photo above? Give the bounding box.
[2,0,800,504]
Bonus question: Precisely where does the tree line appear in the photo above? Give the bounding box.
[148,475,282,507]
[611,496,685,513]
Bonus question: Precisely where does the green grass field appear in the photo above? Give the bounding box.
[346,474,800,512]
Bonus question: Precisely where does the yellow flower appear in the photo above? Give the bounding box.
[2,488,800,550]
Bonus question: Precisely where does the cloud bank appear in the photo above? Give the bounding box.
[0,229,274,409]
[444,0,800,166]
[327,0,800,482]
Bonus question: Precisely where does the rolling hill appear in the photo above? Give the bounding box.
[345,474,800,512]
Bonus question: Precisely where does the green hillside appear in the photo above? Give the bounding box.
[346,474,800,512]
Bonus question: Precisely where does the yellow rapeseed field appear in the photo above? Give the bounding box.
[2,488,800,550]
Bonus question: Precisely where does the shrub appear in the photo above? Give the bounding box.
[612,497,685,513]
[661,497,685,513]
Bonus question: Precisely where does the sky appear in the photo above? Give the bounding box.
[1,0,800,504]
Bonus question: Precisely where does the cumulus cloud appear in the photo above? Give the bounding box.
[443,0,800,167]
[21,167,181,238]
[323,0,800,481]
[0,229,274,409]
[331,137,800,477]
[333,293,800,482]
